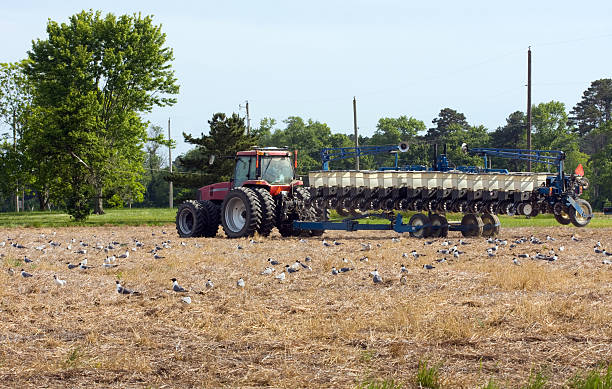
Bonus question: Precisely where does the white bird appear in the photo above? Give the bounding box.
[513,258,521,266]
[322,240,331,247]
[423,264,435,270]
[0,241,5,247]
[359,256,369,262]
[331,267,339,275]
[102,260,118,268]
[360,243,372,251]
[205,279,214,289]
[118,251,129,259]
[546,235,556,241]
[372,274,383,283]
[106,255,116,263]
[24,256,33,263]
[412,250,423,259]
[402,252,409,258]
[603,259,612,265]
[571,235,581,242]
[78,262,92,270]
[400,264,408,273]
[81,258,88,266]
[596,241,602,248]
[275,272,286,281]
[171,278,187,292]
[370,269,380,277]
[7,268,14,276]
[286,265,299,274]
[115,281,140,295]
[21,269,33,278]
[261,267,275,275]
[154,252,165,259]
[559,246,565,252]
[237,278,245,288]
[518,254,530,258]
[181,296,192,304]
[391,237,401,243]
[53,274,66,286]
[339,266,353,273]
[290,261,301,271]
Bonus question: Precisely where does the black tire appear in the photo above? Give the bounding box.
[221,187,262,238]
[199,200,220,237]
[554,212,572,225]
[461,213,484,238]
[296,186,326,236]
[480,213,500,238]
[569,199,592,227]
[408,213,431,239]
[252,187,276,237]
[176,200,206,238]
[429,214,448,238]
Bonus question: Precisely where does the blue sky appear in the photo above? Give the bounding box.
[2,1,611,157]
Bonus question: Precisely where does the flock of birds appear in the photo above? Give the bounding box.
[3,230,611,302]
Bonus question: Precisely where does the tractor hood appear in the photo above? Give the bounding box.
[199,182,231,201]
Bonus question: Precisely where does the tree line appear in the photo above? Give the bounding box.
[171,87,611,210]
[0,10,610,220]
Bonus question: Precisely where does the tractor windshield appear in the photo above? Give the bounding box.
[260,156,294,185]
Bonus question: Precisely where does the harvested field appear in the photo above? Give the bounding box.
[0,225,611,388]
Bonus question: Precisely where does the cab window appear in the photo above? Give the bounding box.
[234,156,253,187]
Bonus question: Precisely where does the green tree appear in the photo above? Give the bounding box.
[24,10,178,220]
[569,79,612,136]
[426,108,469,141]
[0,61,33,210]
[370,116,427,168]
[171,113,256,191]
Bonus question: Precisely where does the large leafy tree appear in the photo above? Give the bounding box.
[0,62,33,210]
[24,10,178,220]
[370,116,427,168]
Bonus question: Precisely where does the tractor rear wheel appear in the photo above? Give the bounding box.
[569,199,592,227]
[176,200,206,238]
[252,187,276,237]
[221,188,262,238]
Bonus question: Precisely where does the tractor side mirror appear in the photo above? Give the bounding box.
[208,155,216,165]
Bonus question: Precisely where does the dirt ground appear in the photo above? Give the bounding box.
[0,225,610,388]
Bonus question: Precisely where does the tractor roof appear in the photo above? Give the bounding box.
[237,147,291,157]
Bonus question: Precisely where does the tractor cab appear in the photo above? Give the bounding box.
[234,148,296,187]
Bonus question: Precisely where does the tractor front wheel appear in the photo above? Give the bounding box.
[221,188,263,238]
[176,200,206,238]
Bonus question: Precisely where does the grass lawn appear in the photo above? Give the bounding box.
[0,208,177,227]
[0,207,611,229]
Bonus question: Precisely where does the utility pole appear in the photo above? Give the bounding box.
[13,112,19,212]
[240,100,251,136]
[353,96,359,170]
[168,118,173,208]
[246,100,251,136]
[527,46,532,172]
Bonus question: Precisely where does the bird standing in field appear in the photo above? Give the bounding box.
[53,274,66,286]
[21,269,33,278]
[237,278,245,288]
[171,278,187,292]
[115,281,140,295]
[205,279,214,289]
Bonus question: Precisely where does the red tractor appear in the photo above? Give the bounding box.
[175,147,323,238]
